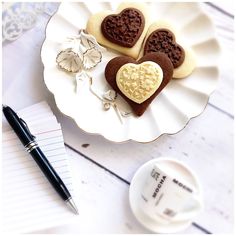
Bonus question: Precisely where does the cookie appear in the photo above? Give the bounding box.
[105,52,173,116]
[144,29,185,68]
[86,2,151,59]
[141,21,196,79]
[101,8,145,48]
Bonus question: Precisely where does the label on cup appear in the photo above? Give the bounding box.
[140,164,201,223]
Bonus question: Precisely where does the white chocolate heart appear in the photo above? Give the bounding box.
[116,61,163,104]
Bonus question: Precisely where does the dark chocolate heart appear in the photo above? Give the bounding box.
[105,52,173,116]
[144,29,185,68]
[101,8,145,48]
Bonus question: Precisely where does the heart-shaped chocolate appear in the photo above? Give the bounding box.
[101,8,145,48]
[105,52,173,116]
[144,29,185,68]
[116,62,163,104]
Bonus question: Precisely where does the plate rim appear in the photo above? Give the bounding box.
[40,1,221,144]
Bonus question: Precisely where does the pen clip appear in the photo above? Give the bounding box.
[20,118,36,140]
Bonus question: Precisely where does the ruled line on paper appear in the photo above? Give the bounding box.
[3,177,73,194]
[2,123,61,141]
[3,146,66,159]
[3,142,66,155]
[3,166,69,181]
[3,184,74,206]
[2,101,77,233]
[2,133,64,148]
[2,151,67,165]
[3,114,58,132]
[3,171,72,186]
[2,126,62,142]
[3,151,65,163]
[2,138,65,152]
[3,177,73,196]
[3,157,68,168]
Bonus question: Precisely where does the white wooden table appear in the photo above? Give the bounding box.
[2,1,234,234]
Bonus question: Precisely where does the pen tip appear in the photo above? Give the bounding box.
[66,198,79,215]
[2,104,7,109]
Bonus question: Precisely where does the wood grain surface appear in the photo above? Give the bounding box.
[2,1,234,234]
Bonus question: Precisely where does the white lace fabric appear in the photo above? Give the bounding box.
[2,2,58,42]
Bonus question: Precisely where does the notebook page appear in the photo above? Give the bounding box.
[2,101,53,132]
[2,102,78,233]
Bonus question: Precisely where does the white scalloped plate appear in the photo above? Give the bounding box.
[41,2,220,143]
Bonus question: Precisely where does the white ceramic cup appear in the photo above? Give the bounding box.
[140,164,202,224]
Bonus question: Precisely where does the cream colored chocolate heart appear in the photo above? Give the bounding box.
[116,61,163,104]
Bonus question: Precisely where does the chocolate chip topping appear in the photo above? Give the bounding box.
[144,29,185,68]
[101,8,145,48]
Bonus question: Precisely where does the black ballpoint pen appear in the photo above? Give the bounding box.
[2,105,78,214]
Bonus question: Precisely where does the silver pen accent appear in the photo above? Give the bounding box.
[66,197,79,214]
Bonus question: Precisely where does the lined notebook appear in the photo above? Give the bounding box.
[2,102,78,233]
